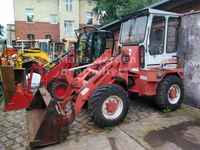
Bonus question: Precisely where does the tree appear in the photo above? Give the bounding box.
[0,24,4,37]
[94,0,159,26]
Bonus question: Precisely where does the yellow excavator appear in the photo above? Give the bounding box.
[0,39,52,98]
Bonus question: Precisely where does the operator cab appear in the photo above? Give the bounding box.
[75,27,114,66]
[120,9,181,70]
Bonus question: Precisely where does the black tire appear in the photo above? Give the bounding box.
[0,83,3,98]
[0,83,3,106]
[154,75,184,111]
[51,82,68,101]
[47,77,57,93]
[88,84,129,128]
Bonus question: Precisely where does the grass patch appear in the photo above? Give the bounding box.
[105,127,114,132]
[163,108,171,113]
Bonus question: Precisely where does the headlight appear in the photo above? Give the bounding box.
[122,54,130,63]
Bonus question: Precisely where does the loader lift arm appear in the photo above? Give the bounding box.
[53,46,131,125]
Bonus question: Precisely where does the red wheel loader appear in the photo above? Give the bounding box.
[1,26,115,111]
[2,9,184,148]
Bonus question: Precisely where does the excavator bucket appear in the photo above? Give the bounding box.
[26,86,68,148]
[1,65,16,105]
[1,66,32,111]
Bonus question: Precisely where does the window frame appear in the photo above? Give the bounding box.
[50,14,58,24]
[66,0,73,11]
[45,35,51,39]
[86,12,93,25]
[149,16,166,56]
[27,34,35,40]
[26,8,34,23]
[64,20,75,36]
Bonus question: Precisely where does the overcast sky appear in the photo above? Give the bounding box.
[0,0,14,28]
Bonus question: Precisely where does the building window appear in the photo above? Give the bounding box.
[50,15,57,24]
[86,12,93,25]
[66,0,72,11]
[26,8,34,23]
[64,21,75,36]
[88,0,92,5]
[45,35,51,39]
[27,34,35,40]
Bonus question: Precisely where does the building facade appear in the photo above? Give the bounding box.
[13,0,98,42]
[6,24,15,45]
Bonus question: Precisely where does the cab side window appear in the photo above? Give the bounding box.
[93,32,103,58]
[105,32,114,50]
[149,16,165,55]
[167,17,179,53]
[93,32,114,58]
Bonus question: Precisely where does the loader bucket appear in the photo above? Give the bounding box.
[1,65,17,105]
[26,85,68,148]
[1,66,32,111]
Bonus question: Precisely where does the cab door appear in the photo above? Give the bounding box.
[164,17,180,69]
[146,15,179,69]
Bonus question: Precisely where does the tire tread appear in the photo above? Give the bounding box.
[88,84,129,127]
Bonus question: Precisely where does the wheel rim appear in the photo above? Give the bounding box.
[167,84,181,104]
[54,86,67,100]
[102,95,123,120]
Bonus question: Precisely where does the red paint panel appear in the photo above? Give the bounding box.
[121,46,140,69]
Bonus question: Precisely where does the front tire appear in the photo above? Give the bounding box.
[154,75,184,111]
[88,84,129,128]
[0,83,3,106]
[47,77,57,93]
[51,82,68,101]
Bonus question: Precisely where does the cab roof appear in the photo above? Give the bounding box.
[121,8,181,22]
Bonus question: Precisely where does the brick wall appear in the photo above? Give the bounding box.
[15,21,60,41]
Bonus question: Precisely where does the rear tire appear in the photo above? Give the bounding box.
[154,75,184,111]
[88,84,129,127]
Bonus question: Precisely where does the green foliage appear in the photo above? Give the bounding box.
[94,0,159,26]
[0,24,4,37]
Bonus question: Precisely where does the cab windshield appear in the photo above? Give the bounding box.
[120,16,148,44]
